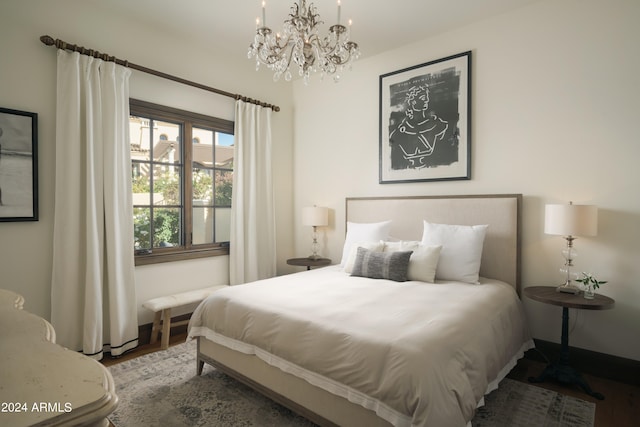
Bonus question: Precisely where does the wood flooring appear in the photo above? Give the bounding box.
[103,333,639,427]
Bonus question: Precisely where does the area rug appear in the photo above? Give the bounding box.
[108,340,595,427]
[473,377,595,427]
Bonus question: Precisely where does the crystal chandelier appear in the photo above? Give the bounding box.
[248,0,361,84]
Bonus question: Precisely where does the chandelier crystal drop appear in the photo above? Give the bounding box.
[248,0,361,84]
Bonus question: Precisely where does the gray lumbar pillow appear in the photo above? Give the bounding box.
[351,247,413,282]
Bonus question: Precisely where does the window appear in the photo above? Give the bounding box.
[129,99,234,265]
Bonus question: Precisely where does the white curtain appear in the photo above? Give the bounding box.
[51,50,138,359]
[230,100,276,285]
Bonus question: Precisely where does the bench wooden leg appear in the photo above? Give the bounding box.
[160,308,171,350]
[150,311,162,345]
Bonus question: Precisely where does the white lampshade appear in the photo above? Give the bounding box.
[302,206,328,227]
[544,203,598,237]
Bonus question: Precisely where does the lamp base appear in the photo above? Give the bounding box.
[556,285,580,294]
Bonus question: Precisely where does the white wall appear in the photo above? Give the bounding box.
[0,0,295,325]
[292,0,640,361]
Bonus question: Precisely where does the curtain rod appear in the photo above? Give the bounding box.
[40,35,280,112]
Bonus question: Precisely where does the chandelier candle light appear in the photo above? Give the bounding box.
[544,202,598,294]
[249,0,361,84]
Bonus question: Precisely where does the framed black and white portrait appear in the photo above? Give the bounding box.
[0,107,38,222]
[379,51,471,184]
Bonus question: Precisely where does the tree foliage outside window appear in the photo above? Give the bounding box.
[215,169,233,205]
[132,170,182,248]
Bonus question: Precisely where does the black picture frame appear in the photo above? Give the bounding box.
[0,107,38,222]
[379,51,471,184]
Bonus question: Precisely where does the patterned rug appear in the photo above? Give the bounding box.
[108,340,595,427]
[474,377,595,427]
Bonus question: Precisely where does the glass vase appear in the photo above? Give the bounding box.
[583,285,595,300]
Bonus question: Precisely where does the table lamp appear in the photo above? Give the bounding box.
[302,206,329,260]
[544,202,598,294]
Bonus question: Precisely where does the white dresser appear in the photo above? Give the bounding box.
[0,289,118,426]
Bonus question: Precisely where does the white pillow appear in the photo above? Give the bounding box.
[384,241,441,283]
[421,221,488,284]
[383,240,421,252]
[343,241,385,274]
[407,245,442,283]
[340,221,392,266]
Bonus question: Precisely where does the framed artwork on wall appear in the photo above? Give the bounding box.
[0,107,38,222]
[379,51,471,184]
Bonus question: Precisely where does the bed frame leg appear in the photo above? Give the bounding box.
[197,358,205,376]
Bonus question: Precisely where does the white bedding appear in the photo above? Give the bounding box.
[188,266,533,427]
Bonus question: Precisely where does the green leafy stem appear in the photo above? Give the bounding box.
[575,272,608,289]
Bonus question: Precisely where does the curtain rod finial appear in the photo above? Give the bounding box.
[40,35,55,46]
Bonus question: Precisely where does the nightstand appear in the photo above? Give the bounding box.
[524,286,615,400]
[287,257,331,270]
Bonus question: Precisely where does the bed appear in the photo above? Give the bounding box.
[187,194,533,427]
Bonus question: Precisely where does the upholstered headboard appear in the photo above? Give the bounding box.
[345,194,522,292]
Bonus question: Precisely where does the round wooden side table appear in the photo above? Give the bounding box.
[287,257,331,270]
[524,286,614,400]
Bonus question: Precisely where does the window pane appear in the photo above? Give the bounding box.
[133,207,151,250]
[132,164,151,206]
[153,120,181,165]
[153,208,182,247]
[192,205,213,245]
[215,208,231,242]
[130,116,151,162]
[215,170,233,206]
[153,165,182,206]
[216,132,234,168]
[193,168,213,205]
[193,127,214,168]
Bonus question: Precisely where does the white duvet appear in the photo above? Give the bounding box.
[188,266,533,427]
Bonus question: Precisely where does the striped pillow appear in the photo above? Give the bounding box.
[351,247,413,282]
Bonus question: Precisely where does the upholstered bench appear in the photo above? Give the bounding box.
[143,285,227,349]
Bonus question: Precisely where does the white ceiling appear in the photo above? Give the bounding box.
[85,0,540,59]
